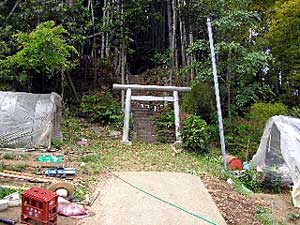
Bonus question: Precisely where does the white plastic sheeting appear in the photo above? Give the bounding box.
[252,116,300,207]
[0,91,62,148]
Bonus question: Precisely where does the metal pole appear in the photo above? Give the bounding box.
[207,17,227,168]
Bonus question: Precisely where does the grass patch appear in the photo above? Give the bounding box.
[62,117,261,197]
[288,212,300,221]
[73,185,88,201]
[5,163,26,172]
[0,187,16,199]
[3,153,14,160]
[256,207,272,225]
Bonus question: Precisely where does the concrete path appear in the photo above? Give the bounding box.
[82,172,226,225]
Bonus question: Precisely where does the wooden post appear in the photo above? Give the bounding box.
[173,91,181,143]
[122,88,131,145]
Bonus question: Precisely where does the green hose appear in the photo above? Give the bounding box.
[103,166,218,225]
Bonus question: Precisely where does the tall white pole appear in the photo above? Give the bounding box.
[173,91,181,143]
[122,88,132,145]
[207,18,227,169]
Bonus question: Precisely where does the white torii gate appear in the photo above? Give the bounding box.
[113,84,191,145]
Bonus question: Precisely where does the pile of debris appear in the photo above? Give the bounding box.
[0,92,94,224]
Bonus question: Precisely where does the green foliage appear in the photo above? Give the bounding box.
[79,153,101,163]
[151,50,170,66]
[0,187,16,199]
[223,102,288,160]
[182,82,213,121]
[265,0,300,85]
[0,21,77,87]
[181,115,208,153]
[256,207,272,225]
[224,117,262,160]
[239,168,262,192]
[3,152,14,160]
[186,39,209,55]
[73,185,88,201]
[247,102,288,126]
[154,110,175,130]
[79,92,123,127]
[289,106,300,118]
[51,139,63,149]
[288,212,300,221]
[235,84,275,113]
[6,163,26,172]
[153,110,175,143]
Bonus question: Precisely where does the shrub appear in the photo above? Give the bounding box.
[289,106,300,118]
[182,83,213,121]
[224,102,288,160]
[247,102,288,127]
[154,110,175,130]
[153,110,175,143]
[225,117,261,160]
[79,92,122,127]
[181,115,208,153]
[239,168,262,192]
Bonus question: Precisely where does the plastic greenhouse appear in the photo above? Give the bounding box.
[252,116,300,207]
[0,92,62,148]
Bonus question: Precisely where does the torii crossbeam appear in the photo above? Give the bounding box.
[113,84,191,145]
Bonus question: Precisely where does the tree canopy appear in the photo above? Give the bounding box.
[0,0,298,107]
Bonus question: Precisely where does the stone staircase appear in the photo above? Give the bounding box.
[128,74,175,143]
[132,102,158,143]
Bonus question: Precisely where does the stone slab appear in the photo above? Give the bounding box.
[82,172,226,225]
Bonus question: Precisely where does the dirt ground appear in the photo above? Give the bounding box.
[1,119,300,225]
[201,174,300,225]
[0,150,88,225]
[1,166,300,225]
[0,207,76,225]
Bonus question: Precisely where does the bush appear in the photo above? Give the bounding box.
[224,102,288,160]
[289,106,300,118]
[247,102,288,127]
[224,117,262,160]
[181,115,208,153]
[239,168,262,192]
[154,110,175,130]
[79,92,122,127]
[153,110,175,143]
[182,83,213,121]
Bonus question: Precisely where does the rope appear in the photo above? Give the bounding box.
[102,166,218,225]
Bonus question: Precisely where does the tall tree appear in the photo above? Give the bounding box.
[264,0,300,105]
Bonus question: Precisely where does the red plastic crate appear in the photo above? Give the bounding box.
[21,187,58,225]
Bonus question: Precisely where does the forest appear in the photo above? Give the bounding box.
[0,0,300,157]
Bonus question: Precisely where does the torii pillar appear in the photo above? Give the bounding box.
[113,84,191,145]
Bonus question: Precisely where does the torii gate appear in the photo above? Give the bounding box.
[113,84,191,145]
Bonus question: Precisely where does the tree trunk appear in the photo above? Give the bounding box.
[101,0,107,59]
[188,25,195,81]
[172,0,177,70]
[6,0,20,21]
[120,1,126,109]
[178,0,186,67]
[167,0,173,85]
[161,2,166,52]
[89,0,98,89]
